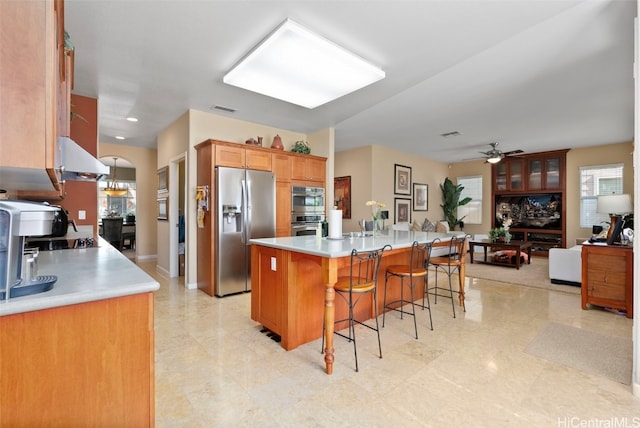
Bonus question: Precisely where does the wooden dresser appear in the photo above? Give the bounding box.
[581,243,633,318]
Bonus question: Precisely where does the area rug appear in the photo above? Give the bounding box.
[524,322,632,384]
[463,253,580,295]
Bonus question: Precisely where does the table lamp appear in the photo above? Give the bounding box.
[597,194,632,243]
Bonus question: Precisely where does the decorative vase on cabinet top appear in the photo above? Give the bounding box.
[271,134,284,150]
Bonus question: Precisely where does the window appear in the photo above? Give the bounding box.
[98,181,137,218]
[457,176,482,224]
[579,164,623,228]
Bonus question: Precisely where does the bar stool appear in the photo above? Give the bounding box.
[382,241,435,339]
[321,244,390,372]
[427,234,470,318]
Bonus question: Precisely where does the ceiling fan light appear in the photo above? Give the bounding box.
[487,156,502,164]
[223,19,385,109]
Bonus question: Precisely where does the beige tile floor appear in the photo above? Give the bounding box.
[136,260,640,427]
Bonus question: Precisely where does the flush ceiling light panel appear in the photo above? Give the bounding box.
[223,19,385,109]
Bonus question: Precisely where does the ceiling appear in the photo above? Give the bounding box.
[66,0,636,164]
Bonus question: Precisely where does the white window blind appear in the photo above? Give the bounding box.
[579,164,623,228]
[457,176,482,225]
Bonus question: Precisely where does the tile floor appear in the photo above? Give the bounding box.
[135,260,640,427]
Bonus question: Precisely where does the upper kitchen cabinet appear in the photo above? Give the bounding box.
[0,0,70,195]
[214,141,272,171]
[290,154,326,183]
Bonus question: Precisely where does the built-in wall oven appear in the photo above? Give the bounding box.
[291,186,325,236]
[292,186,324,214]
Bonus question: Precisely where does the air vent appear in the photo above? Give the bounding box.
[440,131,461,138]
[211,105,236,113]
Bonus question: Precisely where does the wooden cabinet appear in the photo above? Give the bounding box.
[272,152,292,181]
[492,149,568,256]
[246,147,272,171]
[250,245,284,333]
[581,244,633,318]
[0,293,155,426]
[527,153,564,190]
[0,0,69,195]
[213,141,272,171]
[291,155,326,183]
[494,159,523,192]
[276,181,292,237]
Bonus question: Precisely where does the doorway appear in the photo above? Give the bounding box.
[169,153,187,279]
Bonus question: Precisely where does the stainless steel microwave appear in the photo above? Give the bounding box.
[291,186,324,214]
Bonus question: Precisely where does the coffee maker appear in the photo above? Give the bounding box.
[0,201,59,300]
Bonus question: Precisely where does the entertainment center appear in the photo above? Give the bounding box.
[492,150,568,256]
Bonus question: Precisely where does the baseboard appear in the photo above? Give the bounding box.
[550,278,581,287]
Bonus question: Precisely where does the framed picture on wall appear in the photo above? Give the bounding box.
[157,166,168,192]
[394,198,411,223]
[413,183,428,211]
[334,176,351,219]
[394,164,411,195]
[157,197,168,221]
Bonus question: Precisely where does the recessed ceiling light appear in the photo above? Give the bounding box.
[223,19,385,109]
[126,117,138,122]
[115,136,125,140]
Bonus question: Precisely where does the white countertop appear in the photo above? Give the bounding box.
[1,239,159,316]
[250,230,464,258]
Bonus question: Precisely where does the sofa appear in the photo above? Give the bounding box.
[548,244,583,286]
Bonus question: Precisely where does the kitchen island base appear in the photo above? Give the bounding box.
[250,235,465,374]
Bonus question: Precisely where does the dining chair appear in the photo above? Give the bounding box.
[102,217,124,251]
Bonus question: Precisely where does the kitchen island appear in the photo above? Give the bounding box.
[0,241,159,426]
[250,231,465,375]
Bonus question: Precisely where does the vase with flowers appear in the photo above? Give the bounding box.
[366,200,386,235]
[489,217,512,243]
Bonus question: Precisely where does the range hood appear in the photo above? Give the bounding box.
[58,137,109,181]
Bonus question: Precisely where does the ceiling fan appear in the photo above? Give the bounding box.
[480,142,523,164]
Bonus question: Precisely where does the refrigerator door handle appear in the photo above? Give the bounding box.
[241,179,248,244]
[244,178,252,245]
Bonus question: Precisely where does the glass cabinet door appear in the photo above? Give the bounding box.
[495,162,507,191]
[545,157,560,189]
[509,159,523,191]
[528,159,542,190]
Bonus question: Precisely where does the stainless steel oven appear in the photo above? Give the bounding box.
[291,186,324,214]
[290,213,325,236]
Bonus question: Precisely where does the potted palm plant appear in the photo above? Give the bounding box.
[440,177,472,230]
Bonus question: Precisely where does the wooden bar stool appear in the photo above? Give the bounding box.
[382,240,435,339]
[427,235,470,318]
[321,244,391,372]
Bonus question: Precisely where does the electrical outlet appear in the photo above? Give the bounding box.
[78,210,86,220]
[271,257,277,271]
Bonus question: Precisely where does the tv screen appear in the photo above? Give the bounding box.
[495,193,562,230]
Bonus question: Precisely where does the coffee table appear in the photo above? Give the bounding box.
[469,239,532,270]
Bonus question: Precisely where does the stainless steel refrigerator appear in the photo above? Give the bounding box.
[215,167,275,297]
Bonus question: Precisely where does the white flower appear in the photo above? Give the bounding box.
[366,200,386,219]
[502,218,513,230]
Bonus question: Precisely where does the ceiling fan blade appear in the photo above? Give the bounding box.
[503,149,524,156]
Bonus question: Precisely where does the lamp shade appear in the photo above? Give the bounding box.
[596,194,632,214]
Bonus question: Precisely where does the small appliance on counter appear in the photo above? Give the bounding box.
[0,200,59,300]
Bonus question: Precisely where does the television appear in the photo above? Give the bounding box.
[495,193,562,230]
